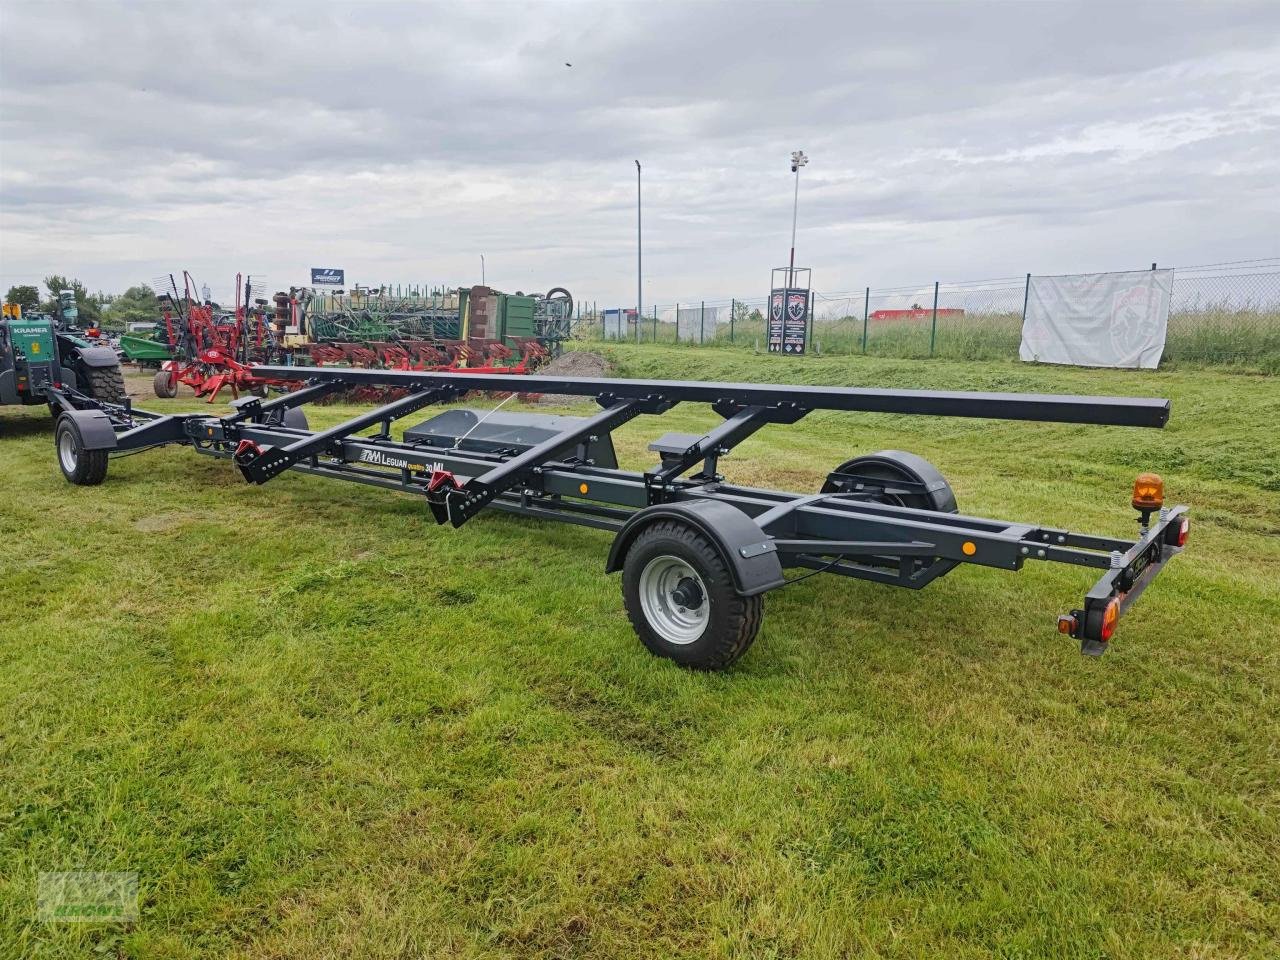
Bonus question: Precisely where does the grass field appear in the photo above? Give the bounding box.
[581,309,1280,373]
[2,347,1278,959]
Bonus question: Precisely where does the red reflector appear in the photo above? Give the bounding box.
[1100,597,1120,642]
[1176,517,1190,547]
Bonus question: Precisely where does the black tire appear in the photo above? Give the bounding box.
[82,364,127,405]
[544,286,573,318]
[55,415,108,486]
[154,368,178,398]
[621,520,762,670]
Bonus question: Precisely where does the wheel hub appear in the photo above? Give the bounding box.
[638,555,709,645]
[670,576,704,610]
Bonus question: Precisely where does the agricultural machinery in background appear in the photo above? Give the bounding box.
[149,272,295,403]
[126,275,574,400]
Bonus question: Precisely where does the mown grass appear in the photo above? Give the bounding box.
[585,309,1280,373]
[1,348,1278,959]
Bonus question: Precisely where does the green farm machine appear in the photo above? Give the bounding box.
[1,297,126,411]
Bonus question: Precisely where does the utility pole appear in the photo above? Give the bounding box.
[788,150,808,288]
[636,160,642,343]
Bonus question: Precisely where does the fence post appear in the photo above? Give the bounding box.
[1022,272,1031,323]
[700,301,705,344]
[675,302,679,343]
[653,305,657,343]
[929,281,939,357]
[730,298,735,342]
[862,286,869,354]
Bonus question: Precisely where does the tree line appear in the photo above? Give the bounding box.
[4,277,158,329]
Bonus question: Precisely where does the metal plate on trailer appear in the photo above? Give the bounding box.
[404,408,619,467]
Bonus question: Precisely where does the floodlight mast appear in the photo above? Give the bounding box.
[788,150,808,288]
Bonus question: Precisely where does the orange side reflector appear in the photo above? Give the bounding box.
[1132,472,1164,511]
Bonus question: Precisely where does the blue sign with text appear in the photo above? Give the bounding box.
[311,268,344,286]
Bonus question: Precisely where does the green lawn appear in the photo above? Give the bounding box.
[2,347,1277,959]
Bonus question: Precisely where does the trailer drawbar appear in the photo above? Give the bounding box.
[47,366,1188,669]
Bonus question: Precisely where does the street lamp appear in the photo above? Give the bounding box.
[787,150,807,289]
[635,160,642,343]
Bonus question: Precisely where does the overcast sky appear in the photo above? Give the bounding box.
[1,0,1277,307]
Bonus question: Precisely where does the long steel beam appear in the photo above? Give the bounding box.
[251,364,1171,427]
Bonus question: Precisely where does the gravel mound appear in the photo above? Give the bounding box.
[529,350,613,403]
[536,350,612,378]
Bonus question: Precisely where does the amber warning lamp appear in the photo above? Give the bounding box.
[1132,472,1164,511]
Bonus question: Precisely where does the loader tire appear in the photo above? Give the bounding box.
[55,415,108,486]
[622,520,762,670]
[84,364,127,405]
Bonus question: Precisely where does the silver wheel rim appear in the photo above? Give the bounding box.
[58,431,78,474]
[638,555,709,645]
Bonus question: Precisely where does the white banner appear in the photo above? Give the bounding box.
[1020,269,1173,369]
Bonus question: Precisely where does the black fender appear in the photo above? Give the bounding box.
[281,406,309,430]
[56,408,118,451]
[64,342,120,368]
[821,449,958,513]
[605,500,784,597]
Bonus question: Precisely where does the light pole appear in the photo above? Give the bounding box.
[480,254,485,286]
[635,160,642,343]
[788,150,807,289]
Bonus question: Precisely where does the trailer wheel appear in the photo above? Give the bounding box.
[153,368,178,398]
[55,415,108,486]
[622,520,762,670]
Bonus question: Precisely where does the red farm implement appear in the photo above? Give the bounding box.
[153,272,296,402]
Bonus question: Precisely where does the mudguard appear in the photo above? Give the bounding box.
[605,499,785,597]
[65,343,120,368]
[58,408,118,451]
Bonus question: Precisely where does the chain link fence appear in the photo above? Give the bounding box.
[577,258,1280,371]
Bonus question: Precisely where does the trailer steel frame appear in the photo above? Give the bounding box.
[47,366,1188,669]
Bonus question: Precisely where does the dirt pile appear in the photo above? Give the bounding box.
[535,350,612,378]
[529,350,612,403]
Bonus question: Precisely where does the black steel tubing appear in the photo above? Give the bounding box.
[251,365,1171,428]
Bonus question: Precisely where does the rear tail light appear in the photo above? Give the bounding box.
[1100,597,1120,642]
[1175,516,1189,547]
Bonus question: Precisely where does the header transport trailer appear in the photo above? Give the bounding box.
[46,366,1189,669]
